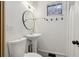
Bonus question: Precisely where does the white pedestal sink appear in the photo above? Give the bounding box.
[26,33,42,53]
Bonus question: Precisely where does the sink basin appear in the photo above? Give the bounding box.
[26,33,42,40]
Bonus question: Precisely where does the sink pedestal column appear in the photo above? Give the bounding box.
[25,39,29,53]
[31,39,37,52]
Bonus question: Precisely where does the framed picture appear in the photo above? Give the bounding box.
[47,3,62,16]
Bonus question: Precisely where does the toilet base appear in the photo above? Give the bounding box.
[24,53,42,57]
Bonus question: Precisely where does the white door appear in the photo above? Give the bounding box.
[69,2,79,57]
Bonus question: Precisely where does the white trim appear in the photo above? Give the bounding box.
[38,48,67,57]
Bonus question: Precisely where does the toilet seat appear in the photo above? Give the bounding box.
[24,53,42,57]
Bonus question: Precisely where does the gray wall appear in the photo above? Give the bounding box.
[35,1,69,56]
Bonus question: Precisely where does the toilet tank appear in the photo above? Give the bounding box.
[8,37,27,57]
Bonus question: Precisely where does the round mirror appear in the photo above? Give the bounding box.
[22,10,35,31]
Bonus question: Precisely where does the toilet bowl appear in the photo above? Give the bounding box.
[8,37,42,57]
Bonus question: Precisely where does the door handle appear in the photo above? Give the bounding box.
[76,40,79,45]
[72,40,79,45]
[72,40,77,45]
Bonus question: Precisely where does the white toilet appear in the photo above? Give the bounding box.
[8,37,42,57]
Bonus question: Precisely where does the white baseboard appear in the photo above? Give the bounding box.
[38,48,67,57]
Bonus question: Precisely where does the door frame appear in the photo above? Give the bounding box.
[0,1,4,57]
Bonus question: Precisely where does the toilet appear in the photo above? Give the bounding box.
[8,37,42,57]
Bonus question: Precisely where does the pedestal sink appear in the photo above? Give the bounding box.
[26,33,42,40]
[26,33,42,53]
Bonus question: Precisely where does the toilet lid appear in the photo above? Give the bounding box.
[24,53,42,57]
